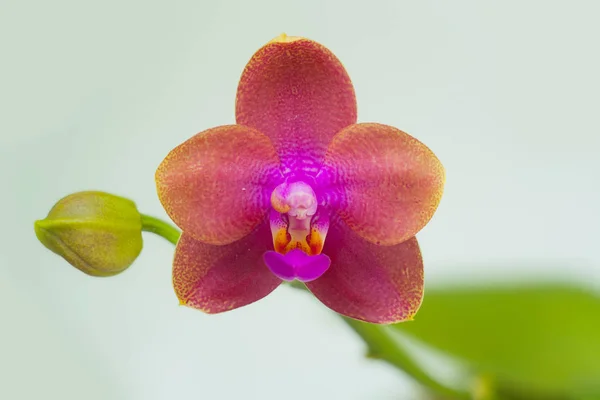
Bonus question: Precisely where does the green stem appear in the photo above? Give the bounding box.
[341,317,471,400]
[142,215,471,399]
[140,214,180,245]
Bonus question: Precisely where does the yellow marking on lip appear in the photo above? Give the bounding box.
[273,228,291,254]
[307,228,324,255]
[284,239,311,255]
[273,227,325,256]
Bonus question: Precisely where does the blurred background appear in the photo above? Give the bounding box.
[1,1,599,399]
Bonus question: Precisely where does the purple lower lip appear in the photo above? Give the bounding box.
[263,249,331,282]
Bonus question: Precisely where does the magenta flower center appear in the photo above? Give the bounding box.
[264,180,331,282]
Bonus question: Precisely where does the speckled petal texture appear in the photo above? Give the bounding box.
[236,36,357,174]
[174,222,281,313]
[306,216,424,324]
[156,125,281,245]
[322,123,445,246]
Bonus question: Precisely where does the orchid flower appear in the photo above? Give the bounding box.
[155,34,445,324]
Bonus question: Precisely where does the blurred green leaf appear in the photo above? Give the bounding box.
[393,284,600,399]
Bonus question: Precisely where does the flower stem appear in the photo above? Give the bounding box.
[140,214,180,245]
[341,317,471,399]
[141,215,471,399]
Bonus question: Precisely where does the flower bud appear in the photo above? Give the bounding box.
[34,191,143,277]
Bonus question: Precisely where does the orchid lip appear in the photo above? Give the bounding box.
[263,250,331,282]
[269,180,330,257]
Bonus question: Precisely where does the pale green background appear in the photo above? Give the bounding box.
[1,1,599,399]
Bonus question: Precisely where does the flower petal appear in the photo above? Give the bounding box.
[174,222,281,314]
[305,217,424,324]
[236,35,357,173]
[156,125,281,245]
[321,123,445,245]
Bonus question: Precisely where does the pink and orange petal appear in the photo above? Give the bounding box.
[322,123,445,246]
[156,125,281,245]
[236,35,357,173]
[174,222,281,314]
[306,217,424,324]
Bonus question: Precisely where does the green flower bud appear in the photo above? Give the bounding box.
[34,191,143,277]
